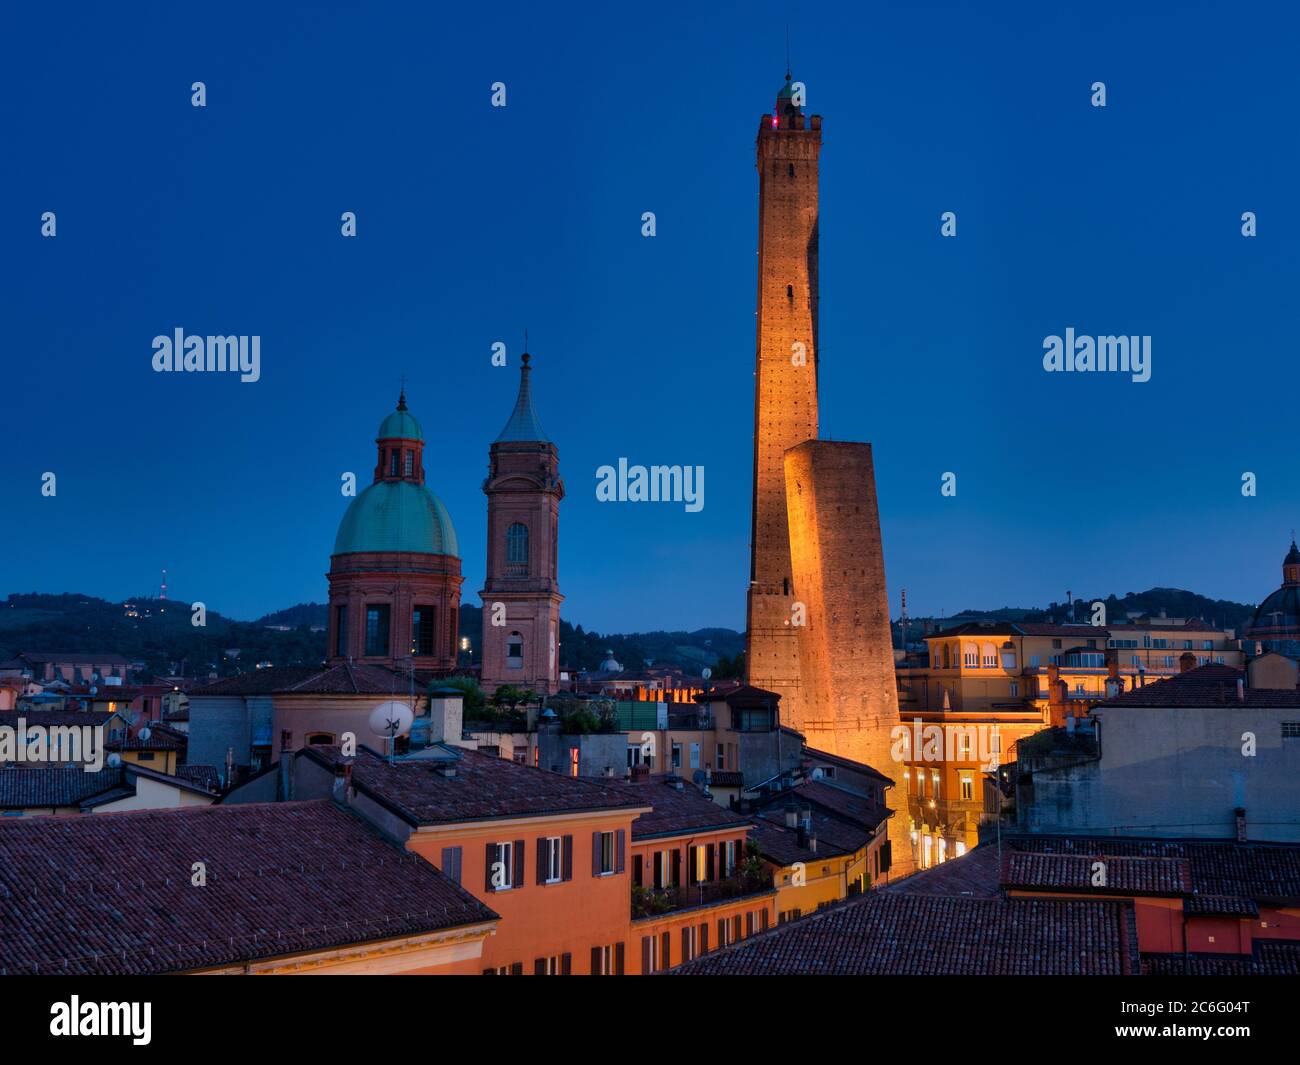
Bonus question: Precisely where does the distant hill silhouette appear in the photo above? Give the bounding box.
[0,585,1262,680]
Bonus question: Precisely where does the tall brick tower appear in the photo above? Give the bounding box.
[480,352,564,696]
[745,72,822,729]
[785,441,912,873]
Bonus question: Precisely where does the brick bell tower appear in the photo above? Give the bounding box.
[745,71,822,731]
[480,351,564,695]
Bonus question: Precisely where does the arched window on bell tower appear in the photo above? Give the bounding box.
[506,522,529,576]
[507,631,524,667]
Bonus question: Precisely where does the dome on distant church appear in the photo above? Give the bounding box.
[333,480,458,557]
[332,394,457,558]
[1246,537,1300,655]
[377,402,423,442]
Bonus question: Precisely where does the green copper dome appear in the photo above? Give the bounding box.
[333,480,459,557]
[377,407,423,441]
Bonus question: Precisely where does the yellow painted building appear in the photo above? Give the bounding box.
[894,617,1245,867]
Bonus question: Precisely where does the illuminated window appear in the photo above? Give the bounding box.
[411,605,436,656]
[569,747,579,777]
[955,840,967,858]
[959,772,974,801]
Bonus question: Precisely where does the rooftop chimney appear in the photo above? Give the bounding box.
[1235,807,1247,843]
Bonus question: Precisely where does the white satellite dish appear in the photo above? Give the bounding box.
[138,726,151,742]
[702,667,712,680]
[369,700,414,739]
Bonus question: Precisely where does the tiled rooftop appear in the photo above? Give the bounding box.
[0,800,497,975]
[669,893,1139,975]
[0,766,123,809]
[191,664,450,697]
[303,745,648,826]
[1100,663,1300,707]
[611,776,748,839]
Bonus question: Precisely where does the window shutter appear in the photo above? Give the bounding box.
[653,851,662,889]
[562,835,573,881]
[881,840,892,873]
[591,946,602,975]
[700,923,708,953]
[681,926,691,962]
[641,936,651,974]
[761,909,770,931]
[616,829,626,873]
[485,842,496,891]
[510,962,523,976]
[718,918,726,947]
[672,849,681,887]
[592,831,602,876]
[561,952,572,976]
[706,843,715,881]
[633,854,643,887]
[746,912,755,937]
[535,958,547,976]
[536,838,547,885]
[661,932,670,971]
[615,942,625,975]
[513,839,525,888]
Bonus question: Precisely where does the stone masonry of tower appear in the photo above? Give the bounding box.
[480,353,564,696]
[745,76,822,730]
[784,441,913,873]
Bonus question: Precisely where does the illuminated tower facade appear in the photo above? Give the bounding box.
[745,73,822,729]
[480,352,564,695]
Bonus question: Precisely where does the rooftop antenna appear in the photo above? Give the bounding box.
[785,25,791,79]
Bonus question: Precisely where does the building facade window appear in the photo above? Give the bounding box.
[411,605,436,656]
[403,449,414,476]
[506,522,529,575]
[364,604,390,656]
[334,605,347,656]
[506,632,523,667]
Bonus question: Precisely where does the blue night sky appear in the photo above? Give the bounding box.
[4,1,1298,632]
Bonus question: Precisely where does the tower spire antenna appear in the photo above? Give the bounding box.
[786,25,791,80]
[397,372,407,410]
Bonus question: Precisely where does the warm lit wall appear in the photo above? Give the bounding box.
[407,810,639,975]
[631,894,776,973]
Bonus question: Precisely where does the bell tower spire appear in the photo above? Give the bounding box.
[481,349,565,695]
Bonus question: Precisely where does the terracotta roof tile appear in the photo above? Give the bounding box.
[669,893,1139,975]
[304,745,648,826]
[0,800,497,975]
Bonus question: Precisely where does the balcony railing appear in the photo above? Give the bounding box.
[631,872,772,919]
